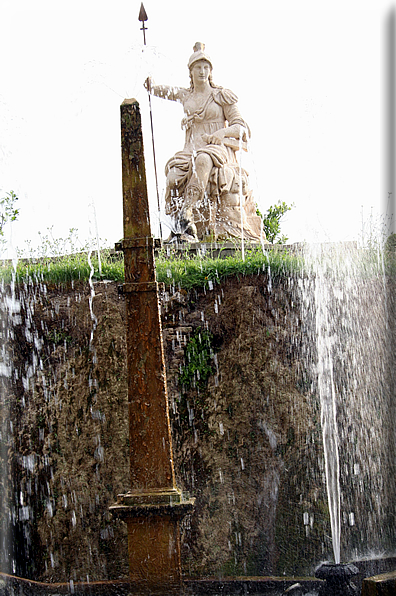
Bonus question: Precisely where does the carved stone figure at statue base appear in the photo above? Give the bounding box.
[145,42,266,243]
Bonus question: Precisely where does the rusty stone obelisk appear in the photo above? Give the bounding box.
[110,99,193,593]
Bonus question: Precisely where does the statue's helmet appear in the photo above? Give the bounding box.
[188,42,213,70]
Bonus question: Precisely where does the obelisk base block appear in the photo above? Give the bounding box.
[127,515,181,592]
[110,490,194,594]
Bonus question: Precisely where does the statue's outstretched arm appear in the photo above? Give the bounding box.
[144,77,187,103]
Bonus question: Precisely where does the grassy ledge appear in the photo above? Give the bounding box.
[0,242,393,289]
[0,245,304,289]
[155,246,303,289]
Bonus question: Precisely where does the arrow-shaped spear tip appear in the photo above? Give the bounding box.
[138,3,148,22]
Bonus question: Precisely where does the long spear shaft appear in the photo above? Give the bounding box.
[138,3,163,239]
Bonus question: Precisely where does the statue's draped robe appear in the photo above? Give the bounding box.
[165,87,249,211]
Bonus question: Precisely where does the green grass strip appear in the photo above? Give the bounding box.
[155,246,303,289]
[0,250,124,286]
[0,244,393,289]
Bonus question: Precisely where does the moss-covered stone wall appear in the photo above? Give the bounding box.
[1,271,394,582]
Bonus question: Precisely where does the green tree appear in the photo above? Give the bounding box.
[0,190,19,237]
[256,200,293,244]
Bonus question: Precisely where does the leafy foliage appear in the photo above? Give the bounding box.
[256,201,294,244]
[179,328,214,391]
[385,232,396,253]
[0,190,19,238]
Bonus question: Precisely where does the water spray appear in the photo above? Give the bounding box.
[238,129,245,261]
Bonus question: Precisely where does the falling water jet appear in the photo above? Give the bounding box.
[303,240,395,594]
[314,252,341,565]
[89,201,102,279]
[238,128,245,262]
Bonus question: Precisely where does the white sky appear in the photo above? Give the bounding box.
[1,0,395,253]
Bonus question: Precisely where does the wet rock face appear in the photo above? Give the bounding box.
[3,275,318,581]
[1,281,131,581]
[162,277,324,577]
[2,272,395,582]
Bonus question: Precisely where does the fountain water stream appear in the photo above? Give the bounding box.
[312,245,341,564]
[301,241,394,565]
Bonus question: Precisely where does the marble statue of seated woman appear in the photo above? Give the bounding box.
[145,42,262,242]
